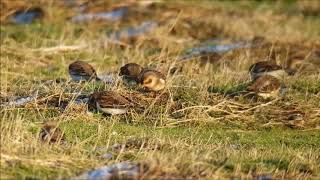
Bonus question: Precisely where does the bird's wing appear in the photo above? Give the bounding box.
[98,92,130,108]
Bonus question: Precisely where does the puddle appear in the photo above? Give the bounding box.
[179,42,251,61]
[1,96,36,107]
[11,8,44,24]
[74,162,140,180]
[71,8,127,23]
[109,21,158,40]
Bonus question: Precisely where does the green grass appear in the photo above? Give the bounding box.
[1,0,320,179]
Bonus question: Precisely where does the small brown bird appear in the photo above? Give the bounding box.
[88,91,133,115]
[39,121,66,144]
[68,60,100,82]
[119,63,144,85]
[249,61,287,79]
[247,75,285,99]
[137,69,166,91]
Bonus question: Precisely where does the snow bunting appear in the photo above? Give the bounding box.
[119,63,144,85]
[249,61,287,79]
[88,91,132,115]
[137,69,166,91]
[68,60,100,82]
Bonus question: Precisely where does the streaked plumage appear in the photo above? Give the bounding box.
[68,61,100,82]
[137,69,166,91]
[119,63,144,85]
[88,91,132,115]
[249,61,286,79]
[247,75,285,99]
[39,121,66,144]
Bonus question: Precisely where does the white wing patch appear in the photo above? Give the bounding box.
[97,102,128,115]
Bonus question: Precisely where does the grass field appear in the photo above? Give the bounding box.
[1,0,320,179]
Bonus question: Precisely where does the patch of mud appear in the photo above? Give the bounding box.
[70,7,127,23]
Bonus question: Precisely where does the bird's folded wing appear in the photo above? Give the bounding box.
[98,94,129,108]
